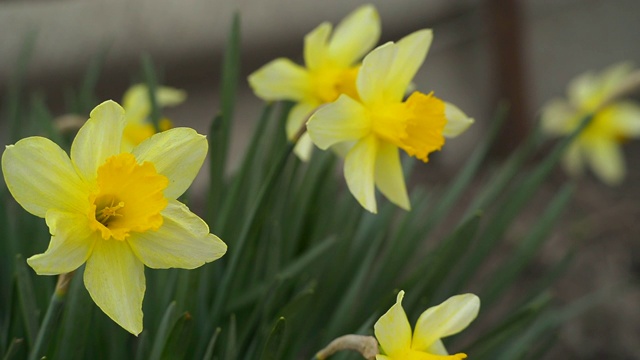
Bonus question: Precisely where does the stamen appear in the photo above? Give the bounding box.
[96,200,125,224]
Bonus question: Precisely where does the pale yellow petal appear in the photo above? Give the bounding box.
[540,98,577,136]
[357,42,397,105]
[374,290,412,356]
[327,4,380,67]
[443,102,474,138]
[71,100,126,183]
[426,339,449,355]
[412,293,480,352]
[132,127,207,199]
[585,138,625,185]
[345,135,379,214]
[294,133,315,162]
[608,101,640,137]
[375,142,410,210]
[286,102,318,141]
[567,71,599,109]
[248,58,313,101]
[383,29,433,103]
[304,22,331,70]
[599,62,634,97]
[128,200,226,269]
[123,84,186,125]
[307,94,370,150]
[562,142,584,177]
[84,239,145,335]
[376,356,392,360]
[2,137,90,217]
[27,210,97,275]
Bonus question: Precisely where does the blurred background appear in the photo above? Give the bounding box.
[1,0,639,358]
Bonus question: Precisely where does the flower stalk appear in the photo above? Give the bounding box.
[28,272,74,360]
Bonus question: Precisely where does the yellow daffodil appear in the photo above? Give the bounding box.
[541,62,640,185]
[248,4,381,161]
[1,100,226,335]
[375,291,480,360]
[307,30,474,213]
[121,84,187,151]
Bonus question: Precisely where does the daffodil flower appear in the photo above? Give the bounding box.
[541,62,640,185]
[307,30,474,213]
[248,4,381,161]
[374,291,480,360]
[1,100,226,335]
[121,84,187,151]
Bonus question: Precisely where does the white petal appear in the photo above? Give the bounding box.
[374,291,412,357]
[443,102,474,138]
[2,137,90,217]
[27,211,97,275]
[128,201,226,269]
[84,239,145,335]
[412,294,480,352]
[375,142,410,210]
[327,4,380,67]
[344,135,378,213]
[307,94,370,150]
[71,100,126,184]
[132,128,207,199]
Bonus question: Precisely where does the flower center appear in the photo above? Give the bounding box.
[88,153,169,240]
[371,91,447,162]
[312,65,360,103]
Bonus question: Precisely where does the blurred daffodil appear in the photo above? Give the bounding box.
[541,62,640,185]
[121,84,187,151]
[307,30,473,213]
[248,4,381,161]
[375,291,480,360]
[2,100,226,335]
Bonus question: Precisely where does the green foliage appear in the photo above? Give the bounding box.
[0,13,607,360]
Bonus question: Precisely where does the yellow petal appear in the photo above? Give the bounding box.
[443,102,474,138]
[304,22,332,71]
[412,294,480,352]
[286,102,318,141]
[357,42,397,105]
[426,339,449,355]
[307,94,370,150]
[84,239,145,335]
[345,135,379,213]
[598,62,634,99]
[248,58,313,101]
[383,29,433,103]
[585,138,625,185]
[123,84,186,125]
[327,4,380,67]
[294,133,315,162]
[374,290,412,357]
[128,200,226,269]
[376,356,392,360]
[562,142,584,177]
[2,137,90,217]
[71,100,126,184]
[540,98,576,136]
[132,127,207,199]
[609,101,640,137]
[375,142,410,211]
[27,210,97,275]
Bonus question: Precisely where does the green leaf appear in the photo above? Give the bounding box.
[224,315,237,360]
[2,338,23,360]
[55,267,93,360]
[202,328,221,360]
[149,301,178,360]
[260,317,285,360]
[160,312,194,360]
[141,54,162,132]
[14,255,39,348]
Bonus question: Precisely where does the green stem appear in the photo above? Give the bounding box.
[28,272,73,360]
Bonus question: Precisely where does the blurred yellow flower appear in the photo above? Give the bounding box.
[374,291,479,360]
[1,100,226,335]
[121,84,187,151]
[248,4,381,161]
[541,62,640,185]
[307,30,473,213]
